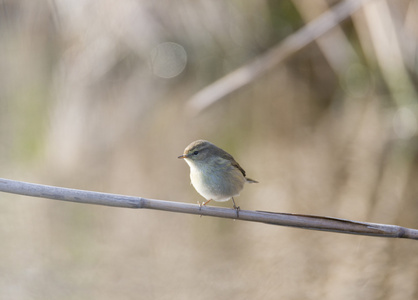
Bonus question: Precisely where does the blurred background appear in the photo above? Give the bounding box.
[1,0,418,299]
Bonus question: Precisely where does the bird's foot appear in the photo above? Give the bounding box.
[233,204,240,219]
[197,199,212,216]
[231,197,240,218]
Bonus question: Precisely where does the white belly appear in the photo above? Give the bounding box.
[187,159,245,202]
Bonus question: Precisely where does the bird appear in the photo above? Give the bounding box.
[178,140,258,210]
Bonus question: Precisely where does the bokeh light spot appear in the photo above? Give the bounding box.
[149,42,187,78]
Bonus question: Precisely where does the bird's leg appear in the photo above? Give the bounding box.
[198,199,211,208]
[232,197,240,218]
[203,199,212,206]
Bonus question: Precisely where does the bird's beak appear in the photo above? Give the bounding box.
[178,154,186,159]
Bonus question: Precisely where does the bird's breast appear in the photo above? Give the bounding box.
[187,158,245,201]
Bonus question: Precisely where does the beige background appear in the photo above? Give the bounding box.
[1,0,418,299]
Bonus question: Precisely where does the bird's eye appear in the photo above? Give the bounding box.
[193,151,199,155]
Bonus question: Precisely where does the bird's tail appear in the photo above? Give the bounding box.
[246,178,258,183]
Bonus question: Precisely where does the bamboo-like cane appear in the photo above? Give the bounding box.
[0,178,417,240]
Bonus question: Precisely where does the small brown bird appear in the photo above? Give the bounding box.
[178,140,258,209]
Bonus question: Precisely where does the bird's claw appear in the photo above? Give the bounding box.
[233,205,240,218]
